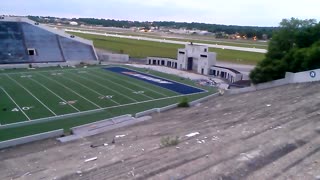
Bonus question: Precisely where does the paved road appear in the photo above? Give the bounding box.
[66,29,267,53]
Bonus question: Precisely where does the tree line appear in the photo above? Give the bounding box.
[250,18,320,84]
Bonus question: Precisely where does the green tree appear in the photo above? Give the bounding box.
[250,18,320,84]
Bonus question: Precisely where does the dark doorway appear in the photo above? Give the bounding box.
[28,49,35,56]
[187,57,193,70]
[221,71,225,78]
[201,68,204,74]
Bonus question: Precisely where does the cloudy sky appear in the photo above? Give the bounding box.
[1,0,319,26]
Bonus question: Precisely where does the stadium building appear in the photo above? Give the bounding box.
[0,16,98,65]
[148,43,243,83]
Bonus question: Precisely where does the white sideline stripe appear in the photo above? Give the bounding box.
[37,73,102,109]
[26,76,81,112]
[94,70,168,97]
[0,88,31,121]
[1,90,208,128]
[6,74,57,116]
[71,71,138,103]
[88,72,155,100]
[60,74,120,105]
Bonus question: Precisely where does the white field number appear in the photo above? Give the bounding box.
[51,73,63,76]
[133,91,144,94]
[20,75,32,78]
[99,95,113,99]
[12,106,33,112]
[59,100,78,105]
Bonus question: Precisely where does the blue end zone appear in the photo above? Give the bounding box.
[104,67,205,95]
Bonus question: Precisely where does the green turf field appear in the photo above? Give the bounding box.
[0,65,215,141]
[71,32,265,65]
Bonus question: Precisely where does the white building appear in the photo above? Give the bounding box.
[177,43,216,75]
[147,43,243,83]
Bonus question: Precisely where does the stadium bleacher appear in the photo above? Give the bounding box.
[0,22,29,63]
[0,18,97,64]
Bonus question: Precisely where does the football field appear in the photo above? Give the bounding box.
[0,66,208,130]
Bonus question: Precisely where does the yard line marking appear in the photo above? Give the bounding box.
[26,76,81,112]
[87,72,154,100]
[6,74,57,116]
[0,66,207,92]
[93,70,168,97]
[37,73,102,109]
[69,71,138,103]
[0,87,31,121]
[60,75,120,105]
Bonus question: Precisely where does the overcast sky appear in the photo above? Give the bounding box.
[1,0,319,26]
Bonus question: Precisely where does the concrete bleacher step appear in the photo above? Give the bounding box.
[57,115,152,143]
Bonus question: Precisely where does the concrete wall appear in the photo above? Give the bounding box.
[226,68,320,95]
[135,93,219,118]
[0,129,64,149]
[286,69,320,83]
[98,53,129,62]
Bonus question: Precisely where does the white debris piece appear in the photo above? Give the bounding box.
[84,157,98,163]
[274,126,283,130]
[185,132,200,137]
[212,136,219,141]
[104,143,108,146]
[266,104,271,107]
[76,171,82,174]
[115,135,126,138]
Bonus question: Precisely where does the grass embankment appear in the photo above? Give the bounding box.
[72,32,265,65]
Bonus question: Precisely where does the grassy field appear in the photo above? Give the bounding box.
[72,32,265,65]
[0,65,215,141]
[62,26,269,48]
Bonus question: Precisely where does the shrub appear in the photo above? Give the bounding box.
[160,136,180,147]
[178,97,189,107]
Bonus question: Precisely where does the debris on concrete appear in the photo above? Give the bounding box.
[266,104,271,107]
[76,171,82,174]
[84,157,98,163]
[115,135,126,138]
[185,132,200,137]
[212,136,219,141]
[274,126,283,130]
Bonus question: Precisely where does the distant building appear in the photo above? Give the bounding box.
[69,21,78,26]
[177,43,216,75]
[147,43,243,83]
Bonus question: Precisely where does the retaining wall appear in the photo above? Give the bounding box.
[0,129,64,149]
[227,68,320,95]
[135,92,219,118]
